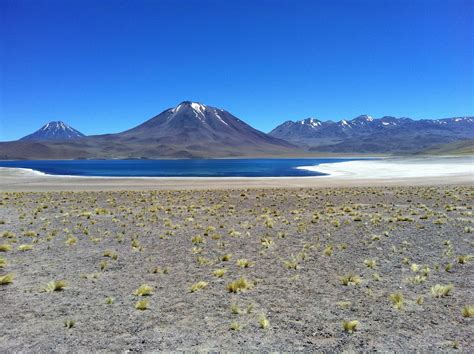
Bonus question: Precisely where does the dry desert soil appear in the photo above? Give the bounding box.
[0,186,473,351]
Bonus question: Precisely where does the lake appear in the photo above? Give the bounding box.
[0,158,363,177]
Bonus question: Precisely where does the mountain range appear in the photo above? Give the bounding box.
[0,101,472,159]
[269,115,474,153]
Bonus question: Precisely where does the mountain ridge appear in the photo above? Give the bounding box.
[269,115,473,153]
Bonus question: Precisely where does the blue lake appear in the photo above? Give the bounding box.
[0,158,363,177]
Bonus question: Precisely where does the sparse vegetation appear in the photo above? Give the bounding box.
[390,293,404,310]
[0,273,14,285]
[135,299,149,310]
[342,320,359,333]
[133,284,153,296]
[0,186,472,350]
[227,277,253,293]
[431,284,454,298]
[44,280,67,292]
[190,281,208,292]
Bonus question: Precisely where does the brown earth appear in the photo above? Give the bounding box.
[0,186,473,351]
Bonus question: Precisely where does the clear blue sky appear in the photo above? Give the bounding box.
[1,0,472,141]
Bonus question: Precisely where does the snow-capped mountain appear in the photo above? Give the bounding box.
[118,101,293,150]
[269,115,474,152]
[2,102,296,159]
[20,121,85,141]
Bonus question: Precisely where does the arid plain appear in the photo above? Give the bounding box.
[1,182,473,351]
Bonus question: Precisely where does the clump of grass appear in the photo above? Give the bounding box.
[340,274,361,286]
[461,305,474,318]
[261,237,273,248]
[372,273,382,281]
[190,281,208,292]
[457,255,473,264]
[246,303,254,313]
[336,301,352,309]
[64,319,75,328]
[0,273,14,285]
[342,320,359,333]
[135,299,149,310]
[65,236,78,246]
[0,257,6,268]
[410,263,420,272]
[191,235,204,244]
[103,250,118,260]
[364,259,376,269]
[283,259,298,270]
[323,245,333,256]
[258,314,270,329]
[236,259,254,268]
[409,275,427,284]
[213,268,227,277]
[227,277,254,293]
[221,253,232,261]
[44,280,67,292]
[230,321,241,331]
[389,293,404,310]
[431,284,454,298]
[18,244,33,251]
[105,297,115,304]
[416,296,424,305]
[0,244,12,252]
[99,260,107,271]
[133,284,153,296]
[230,303,240,314]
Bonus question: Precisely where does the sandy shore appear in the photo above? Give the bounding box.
[0,157,472,191]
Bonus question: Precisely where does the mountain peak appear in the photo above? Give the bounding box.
[354,115,373,121]
[20,121,85,141]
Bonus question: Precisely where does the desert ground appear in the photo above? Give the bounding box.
[1,183,473,351]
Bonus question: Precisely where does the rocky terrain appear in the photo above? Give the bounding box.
[1,186,473,351]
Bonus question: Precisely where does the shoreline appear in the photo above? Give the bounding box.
[0,156,472,191]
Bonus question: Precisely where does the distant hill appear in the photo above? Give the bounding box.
[417,139,474,156]
[0,102,297,159]
[20,121,85,141]
[269,116,474,153]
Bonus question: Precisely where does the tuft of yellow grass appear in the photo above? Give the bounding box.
[0,257,6,268]
[227,277,254,293]
[18,244,33,251]
[213,268,227,277]
[230,321,241,330]
[389,293,404,310]
[342,320,359,333]
[44,280,67,292]
[135,299,149,310]
[258,314,270,329]
[363,259,376,269]
[221,254,232,261]
[457,255,473,264]
[461,305,474,318]
[236,259,253,268]
[431,284,454,298]
[340,274,361,286]
[0,273,14,285]
[0,244,12,252]
[190,281,208,293]
[133,284,153,296]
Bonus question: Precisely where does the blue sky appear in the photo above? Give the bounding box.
[1,0,472,141]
